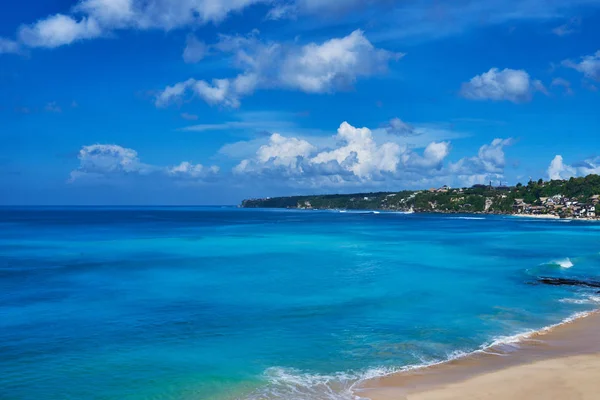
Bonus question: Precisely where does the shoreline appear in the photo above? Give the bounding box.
[244,206,600,222]
[355,309,600,399]
[509,213,561,219]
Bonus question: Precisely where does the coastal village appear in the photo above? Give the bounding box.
[512,194,599,219]
[241,174,600,220]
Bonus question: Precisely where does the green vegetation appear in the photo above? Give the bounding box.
[241,175,600,215]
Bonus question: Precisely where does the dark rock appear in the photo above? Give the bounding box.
[537,277,600,289]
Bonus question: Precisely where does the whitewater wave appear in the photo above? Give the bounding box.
[450,217,486,220]
[550,258,574,268]
[244,366,398,400]
[560,295,600,305]
[334,210,380,215]
[243,310,597,400]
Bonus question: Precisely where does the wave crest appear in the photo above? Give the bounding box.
[552,258,574,268]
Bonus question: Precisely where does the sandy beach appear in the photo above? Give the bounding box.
[357,311,600,400]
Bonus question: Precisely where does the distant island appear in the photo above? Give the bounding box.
[241,174,600,219]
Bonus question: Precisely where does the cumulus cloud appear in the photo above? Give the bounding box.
[562,50,600,81]
[69,144,218,182]
[279,30,401,93]
[548,155,600,180]
[233,122,404,185]
[156,30,403,108]
[231,121,510,188]
[309,122,403,179]
[460,68,547,103]
[450,138,513,176]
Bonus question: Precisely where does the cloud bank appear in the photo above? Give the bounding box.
[232,121,513,188]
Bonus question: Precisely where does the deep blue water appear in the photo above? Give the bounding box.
[2,208,600,400]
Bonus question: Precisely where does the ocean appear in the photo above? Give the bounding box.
[2,207,600,400]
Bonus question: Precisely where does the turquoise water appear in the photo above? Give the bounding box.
[2,208,600,400]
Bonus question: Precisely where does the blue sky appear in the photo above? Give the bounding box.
[1,0,599,205]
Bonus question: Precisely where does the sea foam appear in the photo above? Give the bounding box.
[552,258,574,268]
[245,310,598,400]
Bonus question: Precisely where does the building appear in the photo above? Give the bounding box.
[513,199,527,213]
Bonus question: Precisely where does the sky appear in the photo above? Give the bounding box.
[1,0,599,205]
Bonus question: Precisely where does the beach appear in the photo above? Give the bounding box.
[357,311,600,400]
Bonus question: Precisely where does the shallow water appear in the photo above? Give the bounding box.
[1,207,599,399]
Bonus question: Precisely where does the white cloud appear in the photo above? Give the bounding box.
[548,155,576,180]
[279,30,402,93]
[460,68,547,103]
[310,122,402,179]
[562,50,600,81]
[183,34,207,63]
[18,14,102,48]
[70,144,148,181]
[74,0,136,28]
[156,30,402,108]
[6,0,266,51]
[5,0,600,53]
[404,141,451,170]
[155,78,196,107]
[234,122,402,185]
[167,162,219,179]
[450,138,514,176]
[265,4,296,20]
[548,155,600,180]
[69,144,218,182]
[73,0,267,29]
[230,121,504,188]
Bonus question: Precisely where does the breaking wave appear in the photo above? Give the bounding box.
[551,258,574,268]
[243,310,597,400]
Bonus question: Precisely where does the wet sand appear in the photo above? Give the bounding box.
[356,311,600,400]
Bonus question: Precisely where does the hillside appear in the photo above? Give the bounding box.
[241,175,600,218]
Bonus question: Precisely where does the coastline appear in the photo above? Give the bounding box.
[355,310,600,400]
[509,213,600,221]
[509,213,560,219]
